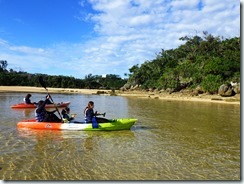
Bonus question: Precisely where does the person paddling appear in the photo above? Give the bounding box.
[35,95,61,122]
[24,94,36,104]
[45,95,53,104]
[84,101,107,123]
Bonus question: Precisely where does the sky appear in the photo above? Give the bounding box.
[0,0,241,79]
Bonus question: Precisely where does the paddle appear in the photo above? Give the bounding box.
[38,76,63,122]
[88,112,106,128]
[95,112,106,117]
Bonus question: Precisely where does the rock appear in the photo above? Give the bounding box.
[231,83,240,94]
[131,84,139,90]
[120,83,131,91]
[218,84,235,97]
[148,88,155,92]
[191,90,199,96]
[96,91,106,95]
[166,88,173,94]
[195,85,204,94]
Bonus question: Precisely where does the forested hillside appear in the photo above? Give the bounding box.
[0,61,126,90]
[0,32,240,94]
[126,32,240,94]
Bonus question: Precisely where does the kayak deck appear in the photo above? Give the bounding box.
[17,118,137,131]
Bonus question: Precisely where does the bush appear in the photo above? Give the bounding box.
[201,74,223,94]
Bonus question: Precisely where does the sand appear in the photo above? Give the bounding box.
[0,86,105,94]
[0,86,240,105]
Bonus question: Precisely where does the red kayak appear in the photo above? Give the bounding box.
[11,101,70,109]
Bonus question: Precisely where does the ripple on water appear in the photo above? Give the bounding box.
[0,93,240,180]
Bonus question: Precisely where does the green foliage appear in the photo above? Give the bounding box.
[201,74,223,94]
[99,74,126,90]
[0,62,127,90]
[0,33,240,94]
[0,60,8,72]
[127,32,240,94]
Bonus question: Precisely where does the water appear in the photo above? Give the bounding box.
[0,92,240,180]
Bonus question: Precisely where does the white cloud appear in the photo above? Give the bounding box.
[0,39,9,46]
[0,0,240,78]
[9,46,45,55]
[170,0,200,11]
[77,0,239,77]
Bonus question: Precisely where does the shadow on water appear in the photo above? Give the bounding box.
[11,108,35,119]
[131,123,157,131]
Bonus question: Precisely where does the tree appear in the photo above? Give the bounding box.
[0,60,8,72]
[126,32,240,94]
[201,74,223,94]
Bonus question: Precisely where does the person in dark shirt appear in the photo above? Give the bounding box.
[61,107,75,123]
[35,95,61,122]
[45,95,53,104]
[83,101,108,123]
[24,94,36,104]
[84,101,95,123]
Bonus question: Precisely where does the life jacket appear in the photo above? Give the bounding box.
[24,98,31,104]
[84,108,94,123]
[35,108,45,122]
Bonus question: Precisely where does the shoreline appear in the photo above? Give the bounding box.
[0,86,240,105]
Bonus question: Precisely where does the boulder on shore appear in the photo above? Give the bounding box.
[218,84,235,97]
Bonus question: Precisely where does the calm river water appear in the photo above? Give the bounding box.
[0,92,240,180]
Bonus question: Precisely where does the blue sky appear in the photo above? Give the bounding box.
[0,0,240,79]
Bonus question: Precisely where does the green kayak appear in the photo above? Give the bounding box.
[17,118,138,131]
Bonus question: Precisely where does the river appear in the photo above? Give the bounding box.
[0,92,240,180]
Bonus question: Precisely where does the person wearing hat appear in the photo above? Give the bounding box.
[35,95,61,122]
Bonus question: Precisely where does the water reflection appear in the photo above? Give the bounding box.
[12,128,136,180]
[11,109,34,118]
[0,92,240,180]
[17,128,135,140]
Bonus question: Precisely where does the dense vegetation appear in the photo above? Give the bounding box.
[126,32,240,94]
[0,60,127,90]
[0,32,240,94]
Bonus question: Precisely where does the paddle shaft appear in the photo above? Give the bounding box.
[95,112,106,117]
[39,76,63,121]
[46,92,63,121]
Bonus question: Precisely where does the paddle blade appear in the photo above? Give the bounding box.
[39,76,46,89]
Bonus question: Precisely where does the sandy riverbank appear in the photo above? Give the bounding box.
[0,86,240,105]
[0,86,106,95]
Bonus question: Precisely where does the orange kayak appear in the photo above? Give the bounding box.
[11,101,70,109]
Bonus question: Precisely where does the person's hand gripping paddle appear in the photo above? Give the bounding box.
[39,76,63,122]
